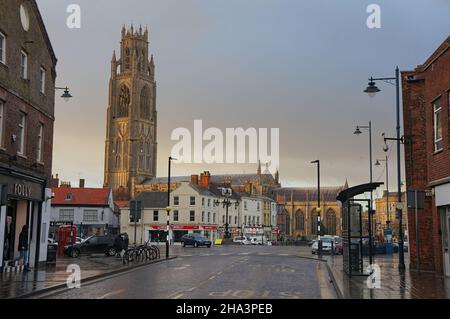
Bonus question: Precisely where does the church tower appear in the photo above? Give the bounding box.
[104,25,157,199]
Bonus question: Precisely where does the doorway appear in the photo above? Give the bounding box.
[440,206,450,277]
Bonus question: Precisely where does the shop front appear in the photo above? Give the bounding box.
[145,225,218,244]
[0,171,51,271]
[436,183,450,277]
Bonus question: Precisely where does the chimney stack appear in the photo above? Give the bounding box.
[200,171,211,188]
[79,179,85,188]
[50,174,60,188]
[191,175,199,185]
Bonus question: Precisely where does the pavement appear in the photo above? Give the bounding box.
[301,250,450,299]
[0,252,169,299]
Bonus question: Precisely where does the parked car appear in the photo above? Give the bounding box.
[181,234,212,248]
[311,239,333,254]
[48,236,83,246]
[233,236,247,244]
[64,235,116,258]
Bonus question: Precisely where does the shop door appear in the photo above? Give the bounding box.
[442,208,450,277]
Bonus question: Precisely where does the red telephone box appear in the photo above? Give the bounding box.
[57,225,77,256]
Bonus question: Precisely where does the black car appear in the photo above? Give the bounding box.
[64,235,116,258]
[180,234,212,248]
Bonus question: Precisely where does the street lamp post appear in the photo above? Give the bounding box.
[354,121,374,263]
[364,66,405,271]
[166,156,176,259]
[375,156,390,227]
[214,188,238,239]
[311,160,322,256]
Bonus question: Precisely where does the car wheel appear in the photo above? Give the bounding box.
[207,245,211,248]
[71,249,80,258]
[107,247,116,256]
[182,242,186,247]
[194,242,199,248]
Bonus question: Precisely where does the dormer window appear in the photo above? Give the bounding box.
[65,193,73,201]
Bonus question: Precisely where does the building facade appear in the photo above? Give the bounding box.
[104,25,157,200]
[50,180,119,238]
[0,0,56,270]
[374,191,407,240]
[402,36,450,276]
[274,185,346,240]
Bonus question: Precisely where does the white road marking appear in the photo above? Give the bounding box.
[209,276,216,280]
[238,252,250,255]
[186,287,197,292]
[172,294,184,299]
[97,289,125,299]
[277,253,289,256]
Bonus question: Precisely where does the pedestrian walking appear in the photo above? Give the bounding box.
[16,225,30,271]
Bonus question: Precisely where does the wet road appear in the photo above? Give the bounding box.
[41,245,336,299]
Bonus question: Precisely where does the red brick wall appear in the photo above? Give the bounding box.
[0,87,53,182]
[402,39,450,274]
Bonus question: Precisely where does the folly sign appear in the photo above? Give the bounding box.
[0,175,44,202]
[13,183,32,198]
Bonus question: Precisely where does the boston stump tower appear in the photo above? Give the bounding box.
[104,25,157,199]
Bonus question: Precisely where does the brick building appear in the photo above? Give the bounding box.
[0,0,57,270]
[402,36,450,276]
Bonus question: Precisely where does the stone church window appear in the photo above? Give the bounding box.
[295,210,305,231]
[118,85,130,118]
[326,209,337,236]
[140,86,151,119]
[146,142,151,171]
[138,140,145,169]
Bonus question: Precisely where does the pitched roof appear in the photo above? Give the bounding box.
[142,173,276,186]
[274,186,346,202]
[114,201,129,208]
[132,192,168,208]
[52,187,111,206]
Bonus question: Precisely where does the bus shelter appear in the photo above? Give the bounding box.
[337,182,383,277]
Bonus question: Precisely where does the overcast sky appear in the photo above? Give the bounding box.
[37,0,450,196]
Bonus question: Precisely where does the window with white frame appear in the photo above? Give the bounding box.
[190,210,195,222]
[17,112,26,155]
[257,216,260,225]
[434,98,443,152]
[190,196,195,205]
[20,50,27,79]
[244,216,247,225]
[153,210,159,221]
[59,209,74,221]
[173,210,179,222]
[0,100,4,147]
[65,193,73,201]
[0,32,5,64]
[244,201,248,210]
[37,123,43,162]
[202,211,205,222]
[257,202,260,211]
[234,216,237,225]
[208,199,211,207]
[39,67,46,94]
[202,197,205,206]
[213,213,216,223]
[207,212,211,223]
[173,196,179,206]
[83,210,98,222]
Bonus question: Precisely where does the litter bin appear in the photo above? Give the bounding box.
[47,243,58,265]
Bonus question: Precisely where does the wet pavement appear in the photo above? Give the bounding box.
[0,252,152,299]
[38,245,334,299]
[323,252,450,299]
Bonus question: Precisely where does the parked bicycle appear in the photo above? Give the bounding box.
[122,241,161,265]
